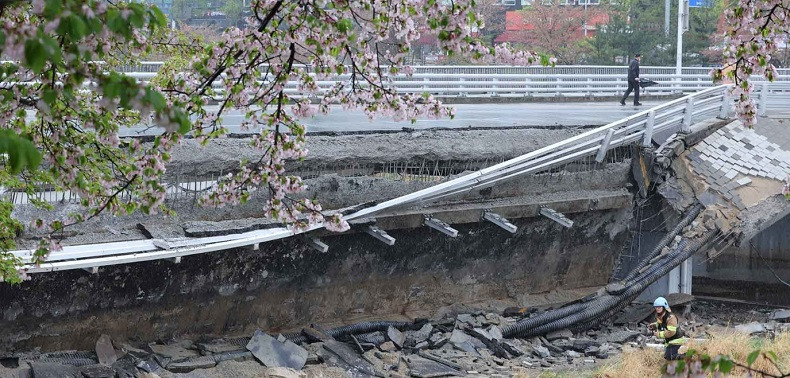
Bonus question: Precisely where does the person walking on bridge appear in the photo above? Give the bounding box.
[620,54,642,106]
[648,296,687,360]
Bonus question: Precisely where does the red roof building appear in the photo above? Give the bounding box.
[494,8,609,44]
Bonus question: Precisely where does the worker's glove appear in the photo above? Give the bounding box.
[647,323,656,331]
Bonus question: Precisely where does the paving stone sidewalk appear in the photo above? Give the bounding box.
[687,118,790,210]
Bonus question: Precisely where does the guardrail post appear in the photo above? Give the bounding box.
[555,78,561,97]
[586,78,592,98]
[459,77,467,97]
[718,89,731,119]
[758,83,769,117]
[422,77,428,92]
[682,97,694,133]
[596,129,616,163]
[492,77,499,97]
[643,110,656,147]
[525,76,532,98]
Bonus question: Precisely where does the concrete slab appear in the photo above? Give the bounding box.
[246,330,307,370]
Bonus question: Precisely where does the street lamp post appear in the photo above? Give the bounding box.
[676,0,688,91]
[665,0,671,37]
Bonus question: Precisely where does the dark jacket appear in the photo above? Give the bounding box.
[627,58,640,81]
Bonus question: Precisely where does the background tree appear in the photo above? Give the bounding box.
[586,0,673,65]
[475,0,508,46]
[0,0,544,283]
[517,2,592,64]
[713,0,789,127]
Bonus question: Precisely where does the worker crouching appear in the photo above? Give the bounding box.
[648,297,687,360]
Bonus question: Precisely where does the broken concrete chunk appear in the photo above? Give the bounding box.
[301,327,333,343]
[584,346,600,357]
[614,303,654,325]
[770,309,790,322]
[429,333,449,348]
[735,322,766,335]
[319,340,379,376]
[166,355,218,373]
[604,331,641,344]
[487,326,503,341]
[410,323,434,345]
[455,314,476,327]
[197,341,246,354]
[29,362,81,378]
[545,329,573,341]
[78,364,115,378]
[531,345,551,359]
[246,330,308,370]
[448,330,480,356]
[469,328,493,342]
[387,326,405,349]
[379,341,397,352]
[95,334,117,366]
[135,356,161,373]
[148,343,199,361]
[213,350,254,363]
[406,355,461,378]
[111,356,140,378]
[448,330,470,345]
[501,340,525,357]
[572,339,600,352]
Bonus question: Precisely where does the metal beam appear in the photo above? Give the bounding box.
[307,238,329,253]
[365,225,396,246]
[424,216,458,237]
[642,110,656,147]
[483,211,517,234]
[595,129,616,163]
[539,207,574,228]
[718,90,731,119]
[681,97,694,133]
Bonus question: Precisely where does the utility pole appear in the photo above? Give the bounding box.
[665,0,671,37]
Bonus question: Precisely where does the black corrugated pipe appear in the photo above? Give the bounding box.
[570,240,693,332]
[284,320,411,344]
[505,230,716,338]
[501,302,588,338]
[503,238,690,338]
[622,203,703,283]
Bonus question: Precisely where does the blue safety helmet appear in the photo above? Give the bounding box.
[653,297,670,310]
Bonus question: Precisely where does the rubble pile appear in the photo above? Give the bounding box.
[2,299,786,378]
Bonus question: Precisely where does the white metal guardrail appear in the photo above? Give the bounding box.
[122,68,790,99]
[7,83,790,276]
[4,62,789,98]
[114,62,790,76]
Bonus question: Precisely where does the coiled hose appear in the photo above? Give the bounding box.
[504,230,716,338]
[621,203,703,283]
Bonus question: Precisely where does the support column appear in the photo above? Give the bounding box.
[679,258,693,294]
[667,265,681,294]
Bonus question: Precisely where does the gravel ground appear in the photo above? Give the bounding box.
[2,298,786,378]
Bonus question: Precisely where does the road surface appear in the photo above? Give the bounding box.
[118,101,664,136]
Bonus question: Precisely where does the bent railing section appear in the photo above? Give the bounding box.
[7,83,790,276]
